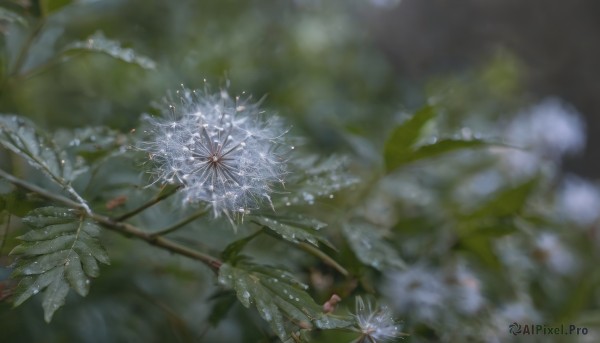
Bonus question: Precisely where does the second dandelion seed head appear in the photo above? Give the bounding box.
[141,85,289,220]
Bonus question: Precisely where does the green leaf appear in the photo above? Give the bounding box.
[10,207,110,322]
[0,115,90,212]
[0,116,84,182]
[54,126,128,164]
[342,221,406,271]
[284,155,359,206]
[63,31,157,70]
[384,106,436,172]
[465,178,537,219]
[388,137,491,172]
[253,215,334,249]
[221,231,261,261]
[455,236,501,270]
[218,261,352,341]
[400,139,490,166]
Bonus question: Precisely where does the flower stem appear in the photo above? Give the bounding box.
[149,208,208,237]
[116,184,182,221]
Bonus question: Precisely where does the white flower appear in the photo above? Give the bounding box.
[505,97,585,157]
[558,176,600,227]
[141,86,288,219]
[385,266,446,323]
[353,296,404,343]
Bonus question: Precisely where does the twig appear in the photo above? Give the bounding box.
[116,184,182,221]
[149,208,208,237]
[91,213,221,272]
[0,168,222,272]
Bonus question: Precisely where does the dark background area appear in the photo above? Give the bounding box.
[366,0,600,177]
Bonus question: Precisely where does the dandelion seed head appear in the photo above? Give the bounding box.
[141,85,289,219]
[353,296,404,343]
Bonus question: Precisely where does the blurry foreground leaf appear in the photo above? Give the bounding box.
[10,207,109,322]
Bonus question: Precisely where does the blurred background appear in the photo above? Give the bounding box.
[1,0,600,342]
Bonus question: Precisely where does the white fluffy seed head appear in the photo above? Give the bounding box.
[141,85,289,219]
[353,296,404,343]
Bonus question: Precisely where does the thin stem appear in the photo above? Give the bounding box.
[298,242,349,277]
[116,184,182,221]
[150,208,208,237]
[0,168,222,272]
[0,168,82,209]
[90,213,221,272]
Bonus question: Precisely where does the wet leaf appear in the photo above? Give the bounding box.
[10,207,109,322]
[342,221,406,271]
[218,261,352,341]
[63,31,157,70]
[253,215,334,249]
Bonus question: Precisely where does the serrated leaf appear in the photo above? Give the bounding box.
[218,261,352,341]
[342,221,406,271]
[0,115,90,212]
[63,31,157,70]
[10,206,109,322]
[252,215,334,249]
[284,155,359,206]
[0,115,82,182]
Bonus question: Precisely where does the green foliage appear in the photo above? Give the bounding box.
[218,260,352,341]
[253,215,332,249]
[384,107,492,172]
[0,0,596,342]
[0,115,85,183]
[342,221,406,271]
[10,207,109,322]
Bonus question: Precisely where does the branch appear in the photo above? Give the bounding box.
[91,213,221,272]
[0,168,222,272]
